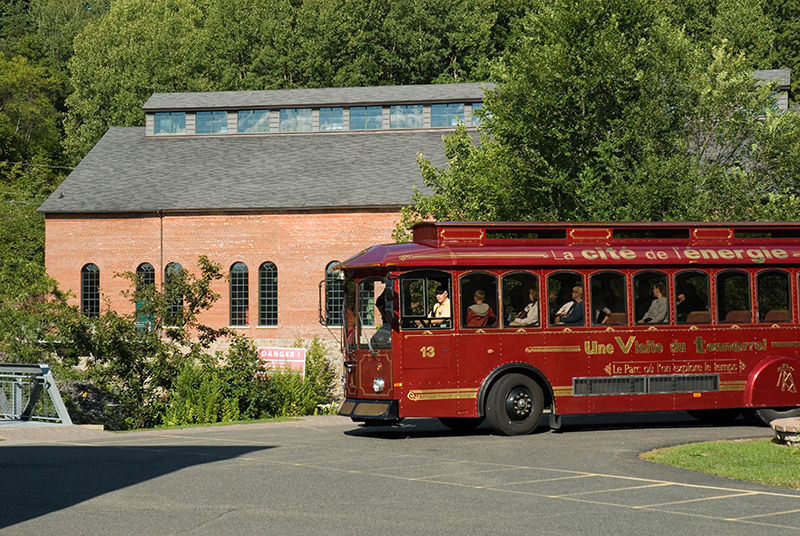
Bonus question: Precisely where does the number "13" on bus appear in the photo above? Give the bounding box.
[420,346,435,358]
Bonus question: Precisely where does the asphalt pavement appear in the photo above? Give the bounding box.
[1,413,798,535]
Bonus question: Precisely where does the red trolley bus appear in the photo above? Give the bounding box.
[335,221,800,435]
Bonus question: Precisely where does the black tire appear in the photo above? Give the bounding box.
[485,373,544,436]
[438,417,484,431]
[686,409,741,424]
[743,407,800,427]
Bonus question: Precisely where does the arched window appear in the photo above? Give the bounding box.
[325,261,345,326]
[81,264,100,318]
[717,270,751,323]
[547,271,585,326]
[502,272,539,328]
[589,271,627,325]
[135,263,155,329]
[230,262,249,327]
[136,263,155,289]
[164,262,184,326]
[633,271,669,324]
[675,270,710,324]
[758,270,791,323]
[460,272,499,329]
[259,262,278,327]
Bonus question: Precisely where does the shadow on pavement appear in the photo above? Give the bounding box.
[343,411,760,439]
[0,444,272,529]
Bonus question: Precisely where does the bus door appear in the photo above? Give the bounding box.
[398,271,457,416]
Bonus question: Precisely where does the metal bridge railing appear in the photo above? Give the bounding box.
[0,364,72,425]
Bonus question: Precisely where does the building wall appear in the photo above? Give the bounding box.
[44,209,400,347]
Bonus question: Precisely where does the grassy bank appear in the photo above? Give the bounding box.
[642,439,800,490]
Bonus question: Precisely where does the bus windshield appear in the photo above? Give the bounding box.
[346,277,391,350]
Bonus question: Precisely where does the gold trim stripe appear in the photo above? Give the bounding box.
[719,381,746,391]
[772,341,800,348]
[552,386,573,397]
[407,388,479,401]
[398,252,549,261]
[526,346,581,353]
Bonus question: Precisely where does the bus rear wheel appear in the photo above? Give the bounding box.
[743,407,800,427]
[485,373,544,436]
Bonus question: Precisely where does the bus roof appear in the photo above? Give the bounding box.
[338,221,800,271]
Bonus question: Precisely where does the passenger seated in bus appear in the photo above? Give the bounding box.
[639,282,668,323]
[416,286,451,327]
[510,288,539,327]
[554,286,584,325]
[466,290,497,327]
[676,283,706,322]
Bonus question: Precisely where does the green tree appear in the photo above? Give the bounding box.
[767,0,800,102]
[63,0,210,161]
[404,0,800,231]
[0,52,61,164]
[62,255,229,428]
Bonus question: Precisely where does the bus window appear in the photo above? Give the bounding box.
[503,272,539,328]
[758,270,791,323]
[548,272,585,326]
[717,270,751,323]
[400,271,452,330]
[357,278,391,348]
[633,271,668,324]
[590,272,627,325]
[675,271,710,324]
[460,272,499,329]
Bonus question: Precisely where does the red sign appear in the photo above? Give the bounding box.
[258,347,306,375]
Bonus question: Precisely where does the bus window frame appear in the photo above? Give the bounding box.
[546,270,586,327]
[632,269,669,325]
[674,269,711,325]
[716,269,752,324]
[459,271,500,330]
[589,270,628,326]
[756,268,792,324]
[501,270,541,329]
[399,269,454,331]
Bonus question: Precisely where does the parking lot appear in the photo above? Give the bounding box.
[1,413,799,535]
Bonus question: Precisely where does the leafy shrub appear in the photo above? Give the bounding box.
[262,336,335,417]
[164,361,240,426]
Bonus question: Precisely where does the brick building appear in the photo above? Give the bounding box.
[39,84,488,348]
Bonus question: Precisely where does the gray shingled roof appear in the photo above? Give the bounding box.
[754,69,790,89]
[143,83,493,111]
[39,128,450,214]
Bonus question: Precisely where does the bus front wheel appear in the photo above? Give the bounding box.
[485,373,544,436]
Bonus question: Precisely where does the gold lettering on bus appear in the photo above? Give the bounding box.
[695,337,768,353]
[560,246,793,264]
[613,336,664,354]
[777,364,797,393]
[604,359,746,376]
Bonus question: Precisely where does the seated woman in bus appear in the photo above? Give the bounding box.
[510,288,539,326]
[466,290,497,327]
[639,282,668,323]
[554,286,584,325]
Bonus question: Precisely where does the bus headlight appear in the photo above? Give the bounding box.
[373,377,386,393]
